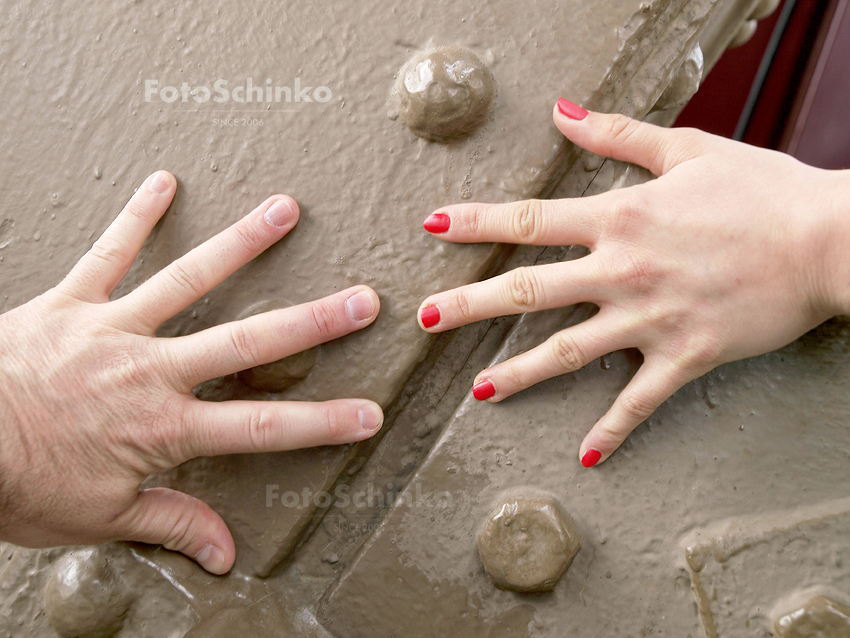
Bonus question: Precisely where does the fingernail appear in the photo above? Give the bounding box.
[345,290,378,321]
[194,544,227,574]
[472,379,495,401]
[420,305,440,329]
[264,199,294,227]
[358,404,383,431]
[424,213,451,234]
[148,171,172,194]
[557,98,589,121]
[581,449,602,468]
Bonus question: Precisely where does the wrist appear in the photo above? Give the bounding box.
[818,169,850,317]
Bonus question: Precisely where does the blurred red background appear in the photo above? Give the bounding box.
[675,0,849,169]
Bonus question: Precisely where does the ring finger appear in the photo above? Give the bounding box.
[418,257,604,332]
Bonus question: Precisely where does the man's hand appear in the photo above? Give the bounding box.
[0,171,383,574]
[418,99,850,468]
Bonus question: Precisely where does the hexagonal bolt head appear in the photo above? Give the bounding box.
[477,495,580,593]
[44,548,132,638]
[774,595,850,638]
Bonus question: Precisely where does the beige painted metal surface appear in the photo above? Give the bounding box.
[0,0,831,637]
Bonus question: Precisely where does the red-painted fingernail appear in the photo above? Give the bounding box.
[557,98,589,121]
[581,449,602,468]
[424,213,451,234]
[420,305,440,328]
[472,379,495,401]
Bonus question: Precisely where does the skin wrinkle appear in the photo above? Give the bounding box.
[0,95,847,587]
[421,106,850,465]
[0,174,384,572]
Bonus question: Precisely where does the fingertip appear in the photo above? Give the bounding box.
[344,286,380,323]
[357,401,384,433]
[120,488,236,575]
[195,516,236,575]
[263,195,299,229]
[424,212,451,234]
[580,421,618,468]
[278,195,300,219]
[472,378,496,401]
[554,97,589,122]
[193,544,232,575]
[418,304,441,330]
[579,447,603,468]
[146,170,176,195]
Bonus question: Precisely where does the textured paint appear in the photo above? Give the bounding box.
[0,0,816,636]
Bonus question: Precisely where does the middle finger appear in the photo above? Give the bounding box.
[418,257,604,332]
[120,195,299,333]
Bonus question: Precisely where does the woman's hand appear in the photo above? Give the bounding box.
[418,99,850,468]
[0,171,383,574]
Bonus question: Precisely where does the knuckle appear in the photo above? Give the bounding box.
[308,300,342,341]
[113,347,154,388]
[498,360,524,392]
[321,404,350,442]
[618,391,656,421]
[160,511,195,553]
[141,424,181,470]
[606,197,646,237]
[166,260,207,297]
[679,335,721,373]
[504,267,544,310]
[122,199,149,223]
[606,114,642,147]
[508,199,545,242]
[595,419,629,447]
[228,322,263,368]
[231,218,268,252]
[673,128,710,157]
[87,238,124,267]
[454,290,475,322]
[151,342,194,391]
[245,408,280,452]
[548,332,585,371]
[606,249,656,292]
[462,206,484,235]
[120,394,187,472]
[605,115,678,173]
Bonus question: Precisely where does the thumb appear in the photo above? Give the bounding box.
[116,487,235,574]
[552,98,706,176]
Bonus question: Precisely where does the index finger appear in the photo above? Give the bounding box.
[421,193,618,247]
[61,171,176,302]
[119,195,299,333]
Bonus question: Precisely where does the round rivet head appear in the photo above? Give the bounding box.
[751,0,781,20]
[729,19,758,48]
[394,46,495,142]
[774,595,850,637]
[653,45,704,112]
[477,495,580,593]
[43,548,132,638]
